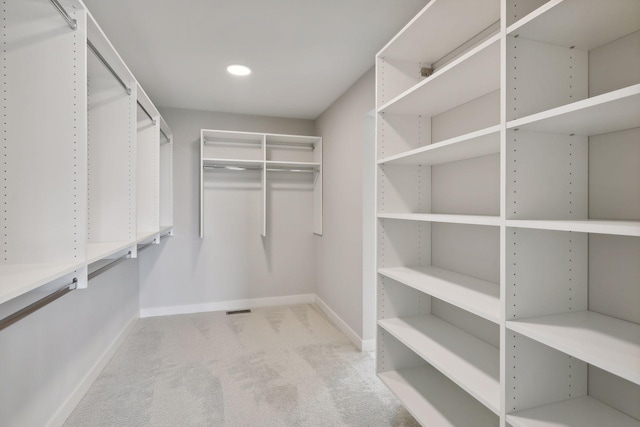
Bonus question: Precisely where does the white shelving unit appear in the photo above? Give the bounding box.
[0,0,173,308]
[200,129,322,238]
[375,0,640,426]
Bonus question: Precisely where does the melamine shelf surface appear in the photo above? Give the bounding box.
[507,84,640,136]
[378,367,498,427]
[507,311,640,385]
[378,0,499,62]
[378,315,500,413]
[264,133,320,146]
[265,161,320,170]
[159,225,173,236]
[137,230,159,244]
[507,395,640,427]
[378,34,500,116]
[378,266,500,323]
[378,125,500,166]
[202,158,264,169]
[0,262,84,305]
[87,241,134,264]
[379,213,501,227]
[506,219,640,237]
[507,0,640,51]
[202,129,263,144]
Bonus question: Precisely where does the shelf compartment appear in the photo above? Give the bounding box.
[507,395,640,427]
[265,133,320,148]
[507,311,640,386]
[265,161,320,171]
[0,263,85,306]
[507,84,640,136]
[202,129,264,144]
[378,366,498,427]
[378,34,500,116]
[87,241,134,265]
[379,315,500,413]
[202,158,264,170]
[378,266,500,323]
[137,230,159,244]
[507,0,640,51]
[506,219,640,237]
[378,125,500,166]
[378,213,501,227]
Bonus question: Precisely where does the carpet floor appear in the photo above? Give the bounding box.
[63,304,419,427]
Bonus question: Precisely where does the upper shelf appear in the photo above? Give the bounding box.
[378,34,500,116]
[265,133,321,147]
[379,213,501,227]
[506,219,640,237]
[202,129,264,144]
[378,125,500,166]
[507,310,640,386]
[378,0,499,63]
[507,84,640,136]
[202,158,264,170]
[507,0,640,51]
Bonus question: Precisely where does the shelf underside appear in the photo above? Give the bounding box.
[0,262,84,305]
[507,395,640,427]
[378,213,501,227]
[506,219,640,237]
[508,0,640,51]
[378,265,500,323]
[202,158,263,169]
[378,367,498,427]
[87,241,134,264]
[508,311,640,385]
[379,315,500,413]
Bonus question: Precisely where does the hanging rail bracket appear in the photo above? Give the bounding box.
[49,0,77,30]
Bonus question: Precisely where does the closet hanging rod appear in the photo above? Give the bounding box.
[203,165,317,173]
[48,0,77,30]
[137,101,156,125]
[0,278,78,331]
[160,129,171,143]
[204,139,314,150]
[88,251,132,281]
[87,40,132,95]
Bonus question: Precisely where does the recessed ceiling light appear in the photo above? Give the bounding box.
[227,64,251,76]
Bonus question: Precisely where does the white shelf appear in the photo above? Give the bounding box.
[507,0,640,51]
[265,133,321,146]
[379,315,500,413]
[379,34,500,116]
[202,129,264,144]
[159,225,173,236]
[506,219,640,237]
[0,263,84,305]
[378,266,500,323]
[137,230,159,244]
[507,311,640,385]
[379,213,501,227]
[507,84,640,136]
[87,241,134,264]
[507,395,640,427]
[202,158,264,169]
[378,125,500,166]
[378,367,498,427]
[378,0,499,63]
[265,160,320,171]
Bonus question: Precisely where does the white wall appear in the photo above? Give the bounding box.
[315,69,376,344]
[0,261,139,427]
[139,108,317,315]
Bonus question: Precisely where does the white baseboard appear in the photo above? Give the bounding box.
[314,295,373,352]
[47,315,138,427]
[139,293,316,318]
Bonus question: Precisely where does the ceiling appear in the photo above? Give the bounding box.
[82,0,429,119]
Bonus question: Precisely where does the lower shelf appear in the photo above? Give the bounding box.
[0,262,84,305]
[87,241,134,264]
[379,367,498,427]
[507,395,640,427]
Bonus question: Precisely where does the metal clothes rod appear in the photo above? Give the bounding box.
[87,40,132,95]
[0,278,78,331]
[48,0,77,30]
[88,252,131,281]
[137,101,156,125]
[160,129,171,143]
[203,165,317,173]
[203,139,314,150]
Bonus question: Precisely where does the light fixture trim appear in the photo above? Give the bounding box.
[227,64,252,76]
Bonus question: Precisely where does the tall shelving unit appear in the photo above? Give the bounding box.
[200,129,322,238]
[0,0,173,309]
[375,1,640,426]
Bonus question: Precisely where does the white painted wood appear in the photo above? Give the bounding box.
[159,135,174,229]
[378,266,500,323]
[507,0,640,51]
[0,264,85,306]
[202,158,265,169]
[379,35,501,116]
[377,219,431,269]
[508,84,640,136]
[507,396,640,427]
[377,164,431,213]
[378,367,499,427]
[431,91,500,143]
[376,113,430,159]
[312,138,323,235]
[86,241,133,265]
[506,219,640,236]
[377,276,431,321]
[589,31,640,98]
[378,125,500,166]
[265,161,320,170]
[378,213,501,226]
[589,366,640,422]
[431,299,500,349]
[508,311,640,385]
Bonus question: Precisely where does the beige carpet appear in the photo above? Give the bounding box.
[63,304,419,427]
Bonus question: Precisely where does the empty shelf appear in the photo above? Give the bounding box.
[87,241,134,264]
[137,230,159,244]
[378,266,500,323]
[507,84,640,136]
[0,262,84,305]
[506,219,640,237]
[202,129,263,144]
[378,125,500,166]
[379,213,501,227]
[379,315,500,413]
[265,133,320,147]
[378,367,498,427]
[265,161,320,171]
[507,395,640,427]
[202,158,264,169]
[507,311,640,385]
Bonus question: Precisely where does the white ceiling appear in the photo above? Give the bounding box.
[82,0,429,119]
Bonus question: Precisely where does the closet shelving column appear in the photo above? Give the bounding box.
[503,1,640,426]
[1,0,88,304]
[375,0,502,425]
[159,116,174,236]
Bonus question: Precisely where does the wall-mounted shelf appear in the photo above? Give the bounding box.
[506,219,640,237]
[378,213,501,227]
